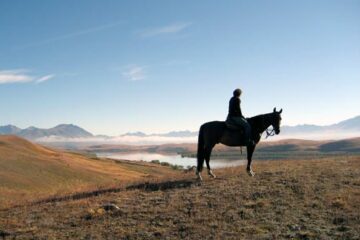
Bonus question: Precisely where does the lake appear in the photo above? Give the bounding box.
[96,152,246,169]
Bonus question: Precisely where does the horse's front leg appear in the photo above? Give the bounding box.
[205,146,216,178]
[246,144,256,177]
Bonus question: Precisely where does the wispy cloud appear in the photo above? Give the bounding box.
[0,69,33,84]
[138,22,192,38]
[15,20,124,49]
[122,65,146,81]
[35,74,55,84]
[0,69,55,84]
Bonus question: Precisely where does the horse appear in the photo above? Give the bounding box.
[196,107,282,180]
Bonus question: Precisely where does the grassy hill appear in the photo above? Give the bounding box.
[0,155,359,239]
[0,135,178,207]
[319,137,360,152]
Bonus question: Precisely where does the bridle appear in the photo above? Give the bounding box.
[262,113,279,139]
[265,127,276,138]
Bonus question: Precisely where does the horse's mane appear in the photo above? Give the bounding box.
[248,113,265,121]
[247,112,273,132]
[247,113,270,122]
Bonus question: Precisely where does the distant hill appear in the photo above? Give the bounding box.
[85,137,360,155]
[333,116,360,130]
[2,115,359,144]
[0,125,21,134]
[120,115,360,139]
[154,130,198,137]
[318,137,360,152]
[0,124,93,140]
[281,115,360,134]
[122,130,198,138]
[121,131,148,137]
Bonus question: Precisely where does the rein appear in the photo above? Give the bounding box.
[248,113,278,140]
[265,128,275,138]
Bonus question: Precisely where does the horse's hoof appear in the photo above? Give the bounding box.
[247,170,255,177]
[208,171,216,178]
[196,171,203,181]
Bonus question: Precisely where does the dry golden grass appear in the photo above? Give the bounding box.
[1,155,359,239]
[0,135,178,207]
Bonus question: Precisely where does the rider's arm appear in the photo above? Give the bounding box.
[235,98,244,118]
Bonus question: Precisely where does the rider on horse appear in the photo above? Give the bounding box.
[226,88,253,146]
[196,92,282,180]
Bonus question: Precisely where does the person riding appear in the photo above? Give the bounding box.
[226,88,253,145]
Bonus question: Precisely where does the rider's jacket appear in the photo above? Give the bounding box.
[228,96,243,118]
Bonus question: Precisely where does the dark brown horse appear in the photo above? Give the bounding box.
[196,108,282,180]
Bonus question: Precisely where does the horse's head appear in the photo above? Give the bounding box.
[272,107,283,134]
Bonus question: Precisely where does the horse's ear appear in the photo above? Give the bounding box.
[279,108,283,114]
[273,107,276,112]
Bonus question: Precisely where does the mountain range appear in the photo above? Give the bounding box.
[281,115,360,134]
[0,124,93,139]
[121,130,196,138]
[1,115,359,141]
[122,115,360,138]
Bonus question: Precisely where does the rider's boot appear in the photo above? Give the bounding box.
[247,138,255,146]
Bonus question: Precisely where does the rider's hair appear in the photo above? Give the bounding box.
[233,88,242,97]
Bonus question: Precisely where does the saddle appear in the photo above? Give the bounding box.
[223,118,251,146]
[225,117,245,131]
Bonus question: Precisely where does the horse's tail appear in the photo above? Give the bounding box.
[197,124,205,172]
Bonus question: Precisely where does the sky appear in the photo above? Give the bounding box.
[0,0,359,135]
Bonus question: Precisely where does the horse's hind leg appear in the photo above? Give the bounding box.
[246,144,256,177]
[196,151,204,181]
[205,146,216,178]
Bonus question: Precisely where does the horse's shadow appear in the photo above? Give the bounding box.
[126,176,228,192]
[126,179,197,191]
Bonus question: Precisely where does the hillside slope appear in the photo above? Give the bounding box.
[1,156,359,239]
[319,137,360,152]
[0,135,177,206]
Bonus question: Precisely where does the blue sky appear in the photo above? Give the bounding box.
[0,0,359,135]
